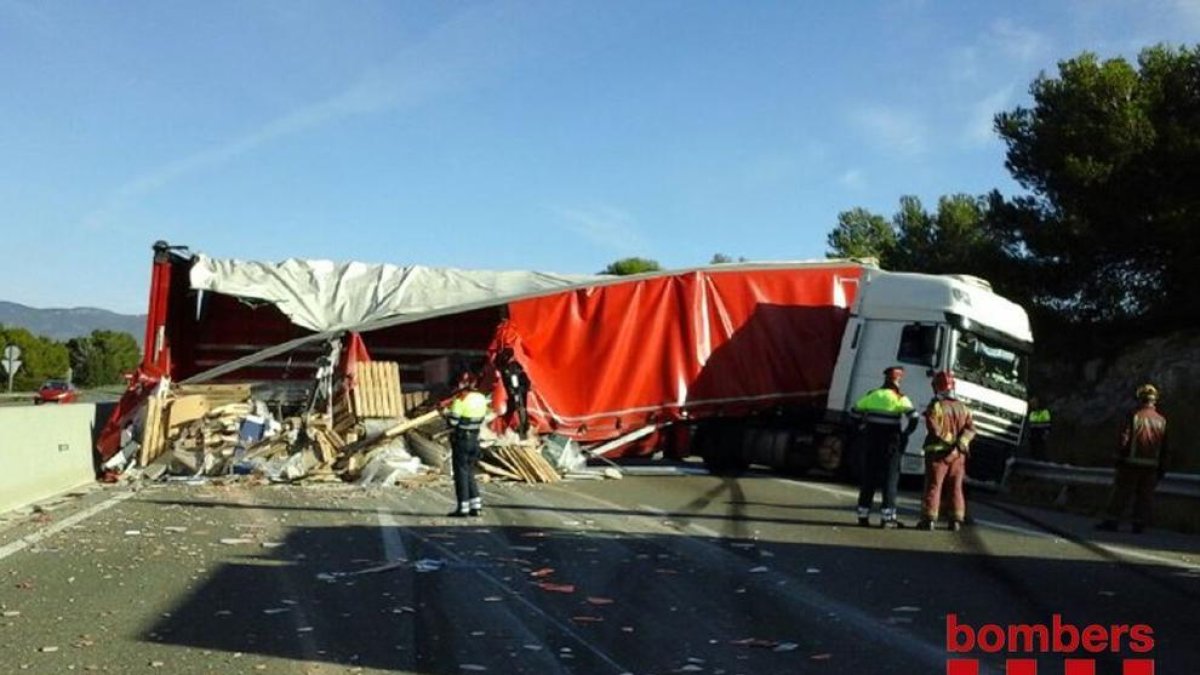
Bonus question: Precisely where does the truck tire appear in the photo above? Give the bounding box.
[817,434,861,480]
[755,427,812,476]
[695,422,749,475]
[815,435,841,472]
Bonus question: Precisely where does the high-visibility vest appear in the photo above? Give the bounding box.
[853,387,915,426]
[448,391,489,431]
[1028,408,1051,429]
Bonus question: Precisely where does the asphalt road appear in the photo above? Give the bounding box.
[0,470,1196,674]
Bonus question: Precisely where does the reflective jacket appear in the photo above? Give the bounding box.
[922,396,976,455]
[448,391,489,432]
[1118,405,1168,469]
[1028,408,1051,431]
[853,387,918,432]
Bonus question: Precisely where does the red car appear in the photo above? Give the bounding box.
[34,380,78,404]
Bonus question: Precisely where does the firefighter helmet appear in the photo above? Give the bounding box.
[1135,383,1159,401]
[932,370,955,393]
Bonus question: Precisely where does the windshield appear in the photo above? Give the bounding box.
[952,330,1028,398]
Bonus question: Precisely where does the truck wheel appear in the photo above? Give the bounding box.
[696,423,748,475]
[825,435,864,482]
[815,435,844,472]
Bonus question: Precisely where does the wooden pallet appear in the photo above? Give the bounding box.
[352,361,403,418]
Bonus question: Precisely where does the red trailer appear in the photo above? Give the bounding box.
[98,242,864,472]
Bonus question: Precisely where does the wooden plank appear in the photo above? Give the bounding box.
[138,397,157,467]
[500,447,536,483]
[139,395,166,467]
[358,363,372,417]
[312,428,337,464]
[381,410,440,439]
[370,363,382,416]
[479,460,521,481]
[174,383,252,400]
[381,362,396,415]
[325,427,347,450]
[487,448,518,481]
[167,395,210,429]
[388,362,402,417]
[521,447,550,482]
[148,398,166,464]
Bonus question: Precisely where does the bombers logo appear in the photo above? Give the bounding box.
[946,614,1155,674]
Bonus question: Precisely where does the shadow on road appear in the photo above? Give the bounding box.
[142,516,1200,674]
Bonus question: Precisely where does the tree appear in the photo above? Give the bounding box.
[709,253,748,264]
[994,44,1200,326]
[67,330,140,388]
[600,257,662,276]
[826,196,1008,282]
[890,194,1005,277]
[0,326,70,390]
[825,207,895,261]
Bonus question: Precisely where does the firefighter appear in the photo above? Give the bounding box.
[1026,396,1052,461]
[497,347,532,436]
[443,370,490,517]
[916,371,975,531]
[1097,384,1169,534]
[853,366,919,528]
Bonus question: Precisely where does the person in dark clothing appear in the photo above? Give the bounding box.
[1026,396,1052,461]
[1097,384,1169,534]
[497,348,531,436]
[442,371,489,517]
[852,366,920,528]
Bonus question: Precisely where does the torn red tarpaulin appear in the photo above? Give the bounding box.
[488,265,862,445]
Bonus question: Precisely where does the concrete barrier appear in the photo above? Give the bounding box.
[0,404,97,514]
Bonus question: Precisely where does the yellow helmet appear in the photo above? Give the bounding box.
[1135,383,1158,401]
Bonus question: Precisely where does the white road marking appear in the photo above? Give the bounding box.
[0,490,136,562]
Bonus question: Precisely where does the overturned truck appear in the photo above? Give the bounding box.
[99,241,1033,481]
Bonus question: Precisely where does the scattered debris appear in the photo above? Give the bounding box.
[414,559,446,573]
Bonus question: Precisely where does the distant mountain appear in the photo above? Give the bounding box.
[0,301,145,347]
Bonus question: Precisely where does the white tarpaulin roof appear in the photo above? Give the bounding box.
[190,254,601,333]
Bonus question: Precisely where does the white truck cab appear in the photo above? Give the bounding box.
[828,269,1033,479]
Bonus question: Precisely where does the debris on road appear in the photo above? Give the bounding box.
[102,342,630,490]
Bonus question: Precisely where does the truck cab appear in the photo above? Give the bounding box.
[826,270,1032,481]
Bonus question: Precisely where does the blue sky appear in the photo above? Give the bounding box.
[2,1,1197,314]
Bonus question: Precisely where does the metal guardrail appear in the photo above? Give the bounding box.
[1006,458,1200,499]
